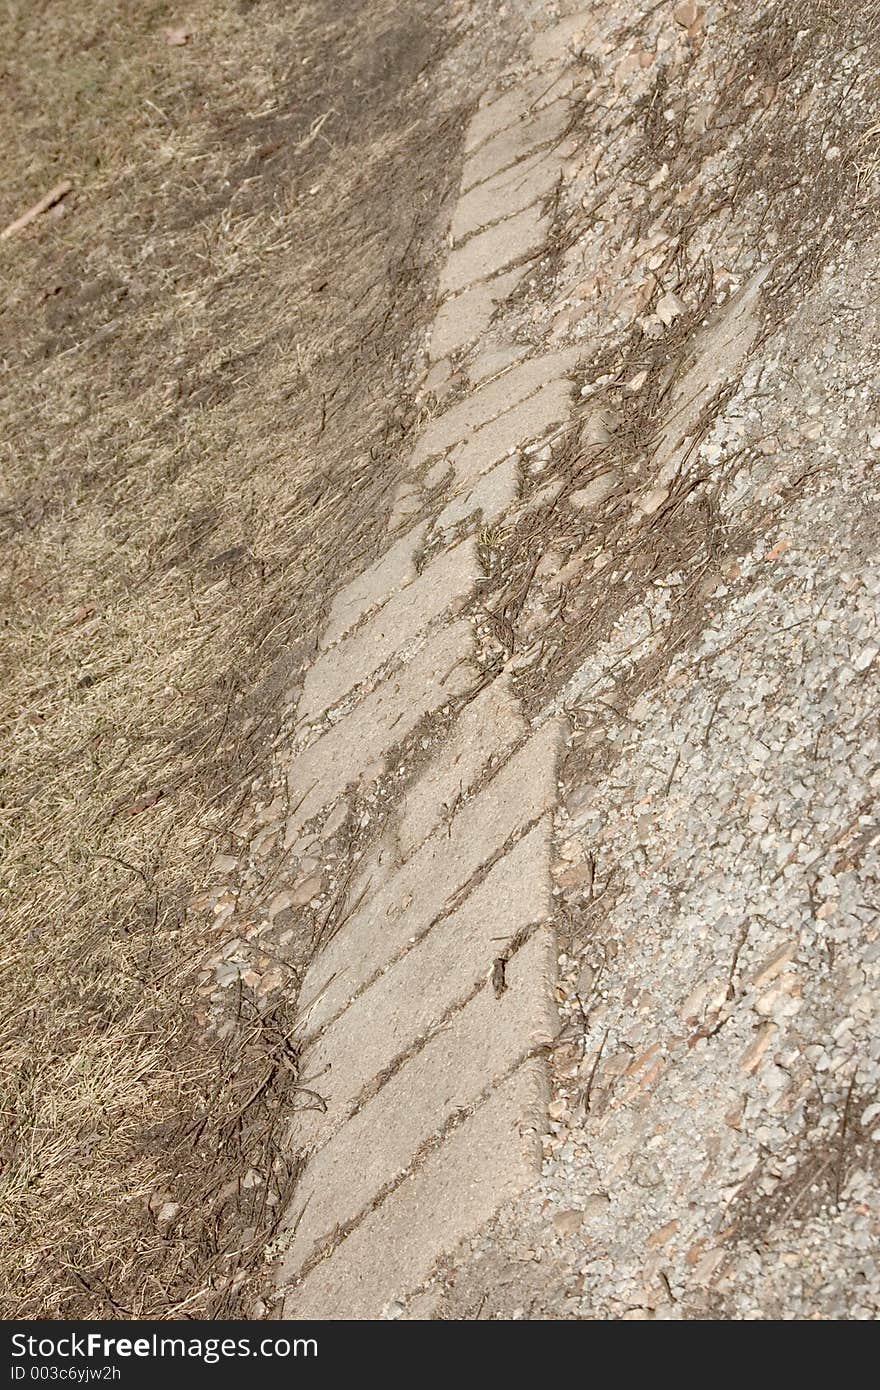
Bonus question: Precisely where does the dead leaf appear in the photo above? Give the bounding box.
[673,3,701,26]
[765,538,791,561]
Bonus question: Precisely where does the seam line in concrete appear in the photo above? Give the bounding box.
[295,808,548,1044]
[298,917,545,1154]
[282,1048,550,1291]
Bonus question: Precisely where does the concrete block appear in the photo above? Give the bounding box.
[284,928,558,1273]
[398,672,525,857]
[439,205,547,297]
[298,538,479,723]
[452,149,559,244]
[321,523,427,650]
[294,819,552,1145]
[429,270,521,362]
[531,12,593,65]
[462,104,566,194]
[466,78,574,154]
[286,621,476,834]
[438,455,519,532]
[387,480,422,532]
[451,376,574,486]
[297,719,564,1036]
[435,455,519,535]
[467,343,530,387]
[412,350,578,469]
[464,86,533,155]
[281,1059,549,1319]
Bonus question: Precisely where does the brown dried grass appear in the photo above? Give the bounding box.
[0,0,463,1318]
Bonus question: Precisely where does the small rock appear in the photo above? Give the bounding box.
[569,472,619,510]
[576,960,596,995]
[581,409,618,446]
[646,1219,679,1249]
[156,1201,181,1233]
[751,941,796,988]
[673,3,700,27]
[656,292,685,326]
[639,485,669,516]
[553,1209,585,1238]
[268,890,294,920]
[322,800,350,838]
[556,550,589,586]
[739,1022,776,1074]
[535,548,565,579]
[557,863,593,892]
[290,873,324,906]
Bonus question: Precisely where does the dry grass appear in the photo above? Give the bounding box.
[0,0,466,1317]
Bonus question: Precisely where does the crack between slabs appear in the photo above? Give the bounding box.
[296,917,543,1158]
[282,1036,552,1292]
[413,369,579,476]
[295,805,549,1044]
[459,83,574,185]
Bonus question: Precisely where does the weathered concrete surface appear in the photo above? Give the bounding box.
[387,478,422,532]
[281,1060,549,1319]
[461,103,566,193]
[450,376,574,485]
[530,10,593,65]
[397,672,525,858]
[439,203,547,296]
[321,522,427,650]
[170,0,878,1326]
[412,350,577,469]
[435,453,520,533]
[464,79,569,154]
[429,269,521,361]
[274,7,585,1320]
[467,342,530,386]
[296,720,564,1038]
[452,149,559,244]
[286,620,475,834]
[294,821,553,1144]
[298,538,479,723]
[283,930,558,1274]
